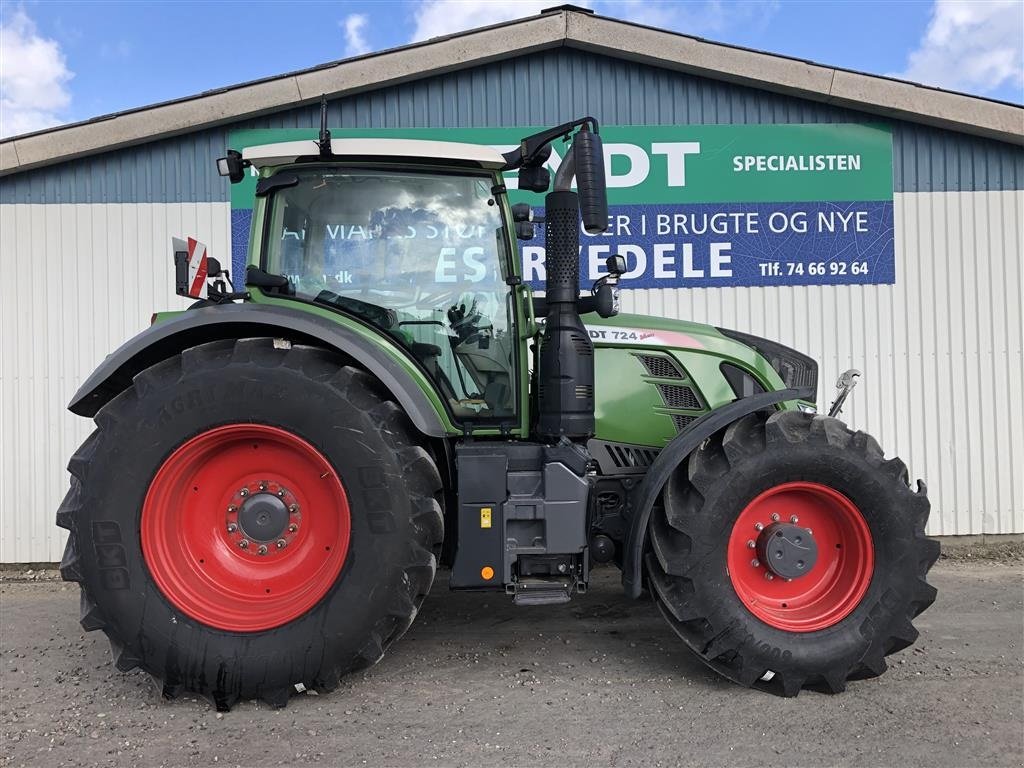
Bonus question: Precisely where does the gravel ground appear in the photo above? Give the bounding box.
[2,562,1022,768]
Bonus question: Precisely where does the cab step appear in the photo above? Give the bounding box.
[508,577,585,606]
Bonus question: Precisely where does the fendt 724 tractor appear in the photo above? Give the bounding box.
[58,111,939,709]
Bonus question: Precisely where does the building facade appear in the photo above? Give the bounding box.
[2,8,1022,561]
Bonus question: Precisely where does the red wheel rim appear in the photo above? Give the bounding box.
[727,481,874,632]
[141,424,350,632]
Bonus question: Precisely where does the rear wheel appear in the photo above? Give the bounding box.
[645,410,939,696]
[57,338,444,709]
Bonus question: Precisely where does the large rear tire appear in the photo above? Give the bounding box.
[57,338,444,710]
[645,410,939,696]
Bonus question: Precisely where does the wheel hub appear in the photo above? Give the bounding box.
[237,493,289,542]
[224,481,302,556]
[756,522,818,580]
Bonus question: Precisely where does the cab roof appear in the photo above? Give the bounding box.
[242,138,507,170]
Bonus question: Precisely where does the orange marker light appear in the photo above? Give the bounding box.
[480,566,495,580]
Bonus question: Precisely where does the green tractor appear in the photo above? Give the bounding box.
[58,112,938,709]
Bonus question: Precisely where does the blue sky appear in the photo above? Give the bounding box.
[2,0,1022,137]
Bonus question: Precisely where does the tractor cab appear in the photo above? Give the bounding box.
[243,139,521,422]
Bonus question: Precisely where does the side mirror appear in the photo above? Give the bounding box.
[577,282,619,318]
[515,221,535,240]
[573,127,608,234]
[216,149,248,184]
[593,283,618,318]
[606,254,626,277]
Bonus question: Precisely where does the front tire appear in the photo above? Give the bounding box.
[646,410,939,696]
[57,338,444,709]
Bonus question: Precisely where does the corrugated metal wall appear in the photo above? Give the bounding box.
[0,203,231,562]
[3,49,1022,205]
[1,47,1022,561]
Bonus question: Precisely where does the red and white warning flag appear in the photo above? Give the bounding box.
[172,236,209,299]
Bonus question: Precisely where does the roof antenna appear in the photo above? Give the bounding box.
[317,95,332,156]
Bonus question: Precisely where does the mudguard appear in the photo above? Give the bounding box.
[621,387,812,598]
[68,303,448,437]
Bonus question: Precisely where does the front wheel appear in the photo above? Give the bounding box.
[57,339,444,709]
[646,411,939,696]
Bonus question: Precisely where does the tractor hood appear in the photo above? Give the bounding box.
[584,312,781,379]
[583,312,818,449]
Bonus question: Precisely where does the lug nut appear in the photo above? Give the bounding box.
[770,513,780,522]
[288,504,299,514]
[746,539,756,549]
[226,523,237,533]
[227,504,237,513]
[258,482,267,491]
[790,515,799,523]
[764,572,774,581]
[806,528,813,535]
[276,539,287,549]
[754,522,764,531]
[239,539,249,549]
[277,489,286,498]
[750,559,760,568]
[288,523,298,533]
[257,544,268,555]
[239,488,249,497]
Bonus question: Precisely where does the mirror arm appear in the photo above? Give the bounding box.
[502,117,600,170]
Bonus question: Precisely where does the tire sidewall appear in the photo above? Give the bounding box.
[685,437,920,674]
[76,347,418,691]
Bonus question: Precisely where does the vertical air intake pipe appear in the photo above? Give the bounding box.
[537,128,607,440]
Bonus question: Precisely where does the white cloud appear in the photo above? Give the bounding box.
[896,0,1023,97]
[0,7,73,137]
[342,13,371,56]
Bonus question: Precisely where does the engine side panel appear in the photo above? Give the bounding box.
[586,314,789,451]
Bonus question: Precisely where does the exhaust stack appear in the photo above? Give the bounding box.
[535,124,607,440]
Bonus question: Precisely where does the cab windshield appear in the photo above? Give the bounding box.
[262,167,516,421]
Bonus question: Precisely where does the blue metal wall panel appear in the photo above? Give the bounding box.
[2,47,1021,204]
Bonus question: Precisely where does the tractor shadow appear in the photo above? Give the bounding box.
[397,566,722,687]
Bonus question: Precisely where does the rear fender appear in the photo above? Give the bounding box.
[621,387,812,598]
[69,303,448,437]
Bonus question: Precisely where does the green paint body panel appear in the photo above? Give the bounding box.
[584,313,792,447]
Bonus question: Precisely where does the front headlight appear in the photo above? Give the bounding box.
[716,327,818,399]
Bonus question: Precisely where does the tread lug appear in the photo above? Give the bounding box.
[55,481,81,531]
[260,687,291,709]
[79,592,106,631]
[59,536,83,582]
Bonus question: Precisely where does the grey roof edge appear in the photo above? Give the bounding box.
[2,7,1022,177]
[0,12,567,177]
[568,13,1024,146]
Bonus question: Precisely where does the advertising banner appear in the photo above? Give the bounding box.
[228,123,894,289]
